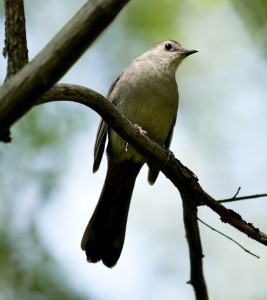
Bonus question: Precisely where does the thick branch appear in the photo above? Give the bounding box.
[39,83,267,247]
[182,193,208,300]
[0,0,129,139]
[2,0,28,143]
[3,0,28,78]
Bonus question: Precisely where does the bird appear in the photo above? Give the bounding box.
[81,40,197,267]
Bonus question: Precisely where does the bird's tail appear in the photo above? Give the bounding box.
[81,160,142,267]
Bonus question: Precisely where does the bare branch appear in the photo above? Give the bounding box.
[219,193,267,204]
[213,187,267,204]
[4,0,28,78]
[182,193,209,300]
[0,0,129,140]
[232,187,241,199]
[38,83,267,248]
[198,218,260,259]
[2,0,28,143]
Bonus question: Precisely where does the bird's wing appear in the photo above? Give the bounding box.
[93,70,125,173]
[147,113,177,185]
[93,119,108,173]
[164,113,177,150]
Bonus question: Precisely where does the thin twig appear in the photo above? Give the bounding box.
[198,217,260,259]
[232,187,241,199]
[219,193,267,204]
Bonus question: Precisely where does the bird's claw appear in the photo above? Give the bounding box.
[134,124,147,136]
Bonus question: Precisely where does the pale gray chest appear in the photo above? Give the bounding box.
[108,63,178,161]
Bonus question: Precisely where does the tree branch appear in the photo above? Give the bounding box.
[0,0,129,140]
[2,0,28,143]
[182,193,208,300]
[3,0,28,78]
[198,218,260,259]
[38,83,267,247]
[218,193,267,204]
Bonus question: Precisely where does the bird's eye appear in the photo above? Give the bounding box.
[165,43,172,51]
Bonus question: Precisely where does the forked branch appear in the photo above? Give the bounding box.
[39,83,267,248]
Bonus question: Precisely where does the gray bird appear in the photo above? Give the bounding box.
[81,40,197,267]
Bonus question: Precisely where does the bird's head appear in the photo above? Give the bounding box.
[138,40,198,72]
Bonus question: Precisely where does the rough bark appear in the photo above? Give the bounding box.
[0,0,129,140]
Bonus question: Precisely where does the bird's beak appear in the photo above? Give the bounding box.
[180,49,198,57]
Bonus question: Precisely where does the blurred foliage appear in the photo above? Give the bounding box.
[0,225,87,300]
[120,0,267,57]
[122,0,183,42]
[231,0,267,56]
[0,103,90,300]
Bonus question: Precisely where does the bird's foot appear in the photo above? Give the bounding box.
[134,124,148,136]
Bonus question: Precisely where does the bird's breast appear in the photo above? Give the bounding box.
[108,68,178,162]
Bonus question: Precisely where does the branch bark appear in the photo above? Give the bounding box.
[2,0,29,142]
[39,83,267,248]
[182,193,208,300]
[0,0,129,140]
[3,0,28,78]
